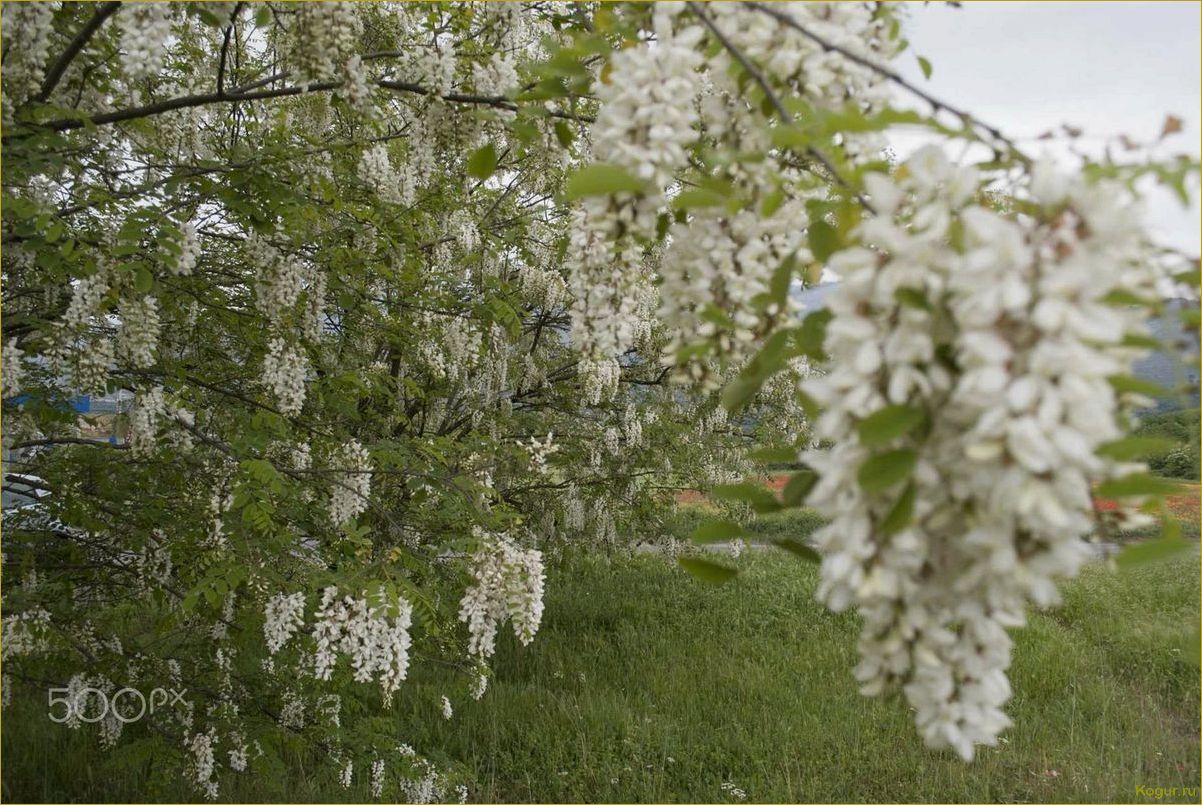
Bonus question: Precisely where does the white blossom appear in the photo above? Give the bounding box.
[802,147,1161,760]
[328,440,372,526]
[312,586,414,703]
[263,592,306,654]
[119,4,174,81]
[3,338,23,398]
[262,337,309,415]
[458,530,546,662]
[116,295,160,369]
[185,728,219,800]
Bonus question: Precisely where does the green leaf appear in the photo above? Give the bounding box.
[467,144,499,180]
[857,449,918,494]
[1096,437,1176,461]
[793,308,832,362]
[917,56,933,80]
[1116,536,1192,569]
[894,287,932,311]
[781,469,817,508]
[254,4,272,27]
[879,482,915,535]
[856,405,926,447]
[678,556,738,584]
[691,519,749,544]
[710,482,782,514]
[134,266,154,293]
[553,120,576,148]
[674,188,728,210]
[565,164,644,200]
[721,328,796,413]
[1108,374,1167,398]
[1095,473,1182,498]
[807,219,841,263]
[773,538,820,563]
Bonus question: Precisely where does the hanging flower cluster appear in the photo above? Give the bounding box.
[116,295,161,369]
[328,440,372,526]
[312,586,414,704]
[285,2,362,86]
[567,6,705,358]
[263,591,306,655]
[458,530,546,663]
[0,2,54,112]
[801,147,1161,760]
[262,337,309,415]
[118,4,174,82]
[3,339,23,399]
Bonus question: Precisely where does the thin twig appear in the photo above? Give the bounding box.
[35,2,121,103]
[688,1,876,213]
[743,1,1031,166]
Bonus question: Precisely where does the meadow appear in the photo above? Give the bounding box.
[4,513,1198,804]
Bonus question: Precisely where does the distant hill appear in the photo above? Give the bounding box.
[793,283,1200,413]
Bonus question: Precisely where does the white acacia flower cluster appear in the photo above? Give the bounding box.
[659,201,807,374]
[263,592,306,654]
[358,144,402,204]
[801,147,1160,761]
[248,233,307,323]
[3,338,23,398]
[421,315,482,382]
[73,337,114,394]
[371,757,386,799]
[516,263,568,310]
[472,51,519,97]
[262,337,309,415]
[0,2,54,107]
[704,3,897,113]
[328,440,371,526]
[129,386,166,456]
[440,694,453,720]
[116,295,160,369]
[1,608,51,660]
[591,9,704,188]
[567,7,704,358]
[119,4,174,82]
[185,727,220,800]
[524,432,559,475]
[405,42,458,97]
[170,222,200,277]
[312,587,414,703]
[63,265,111,332]
[458,530,546,662]
[286,2,362,86]
[227,733,249,773]
[339,55,372,114]
[579,357,621,407]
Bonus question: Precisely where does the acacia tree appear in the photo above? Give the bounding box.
[0,0,1197,799]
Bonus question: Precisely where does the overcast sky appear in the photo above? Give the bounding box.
[889,1,1201,254]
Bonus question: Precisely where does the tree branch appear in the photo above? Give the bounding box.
[35,2,122,104]
[743,1,1030,165]
[688,1,876,213]
[17,75,590,139]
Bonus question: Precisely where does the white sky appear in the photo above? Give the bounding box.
[888,1,1201,254]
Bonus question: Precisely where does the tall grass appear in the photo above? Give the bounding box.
[3,550,1198,803]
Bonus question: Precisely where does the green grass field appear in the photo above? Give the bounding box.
[4,546,1199,803]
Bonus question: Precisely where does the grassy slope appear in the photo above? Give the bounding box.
[3,550,1199,803]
